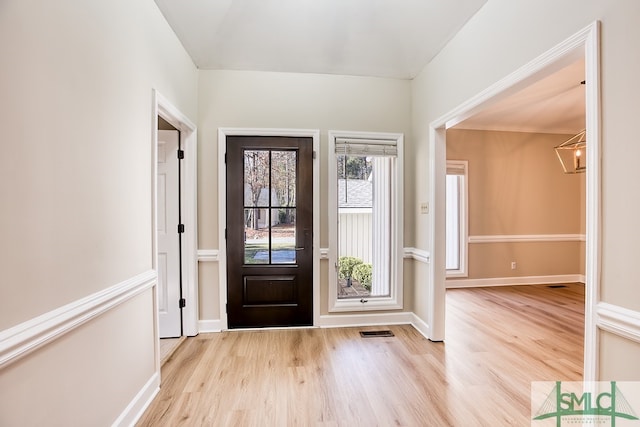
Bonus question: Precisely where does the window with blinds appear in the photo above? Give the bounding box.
[445,160,468,277]
[328,131,404,311]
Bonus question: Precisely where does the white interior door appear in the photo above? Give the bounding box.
[157,129,182,337]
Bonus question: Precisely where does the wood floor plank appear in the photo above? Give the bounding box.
[137,283,584,426]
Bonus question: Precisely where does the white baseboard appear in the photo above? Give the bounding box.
[198,313,435,342]
[112,372,160,427]
[318,312,413,328]
[203,313,423,332]
[198,319,225,333]
[410,313,433,341]
[318,311,439,343]
[446,274,584,289]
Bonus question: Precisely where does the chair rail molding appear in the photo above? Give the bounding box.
[0,269,157,369]
[597,302,640,344]
[468,234,586,243]
[197,249,220,262]
[404,247,430,264]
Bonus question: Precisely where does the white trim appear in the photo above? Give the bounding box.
[410,313,433,341]
[468,234,586,243]
[112,372,160,427]
[328,130,404,313]
[199,313,440,340]
[225,326,320,332]
[318,312,413,328]
[197,249,219,262]
[443,30,589,130]
[218,128,321,329]
[427,22,601,379]
[582,22,602,383]
[198,319,225,333]
[428,126,447,341]
[446,274,584,289]
[153,90,199,340]
[0,270,156,369]
[596,303,640,345]
[320,248,329,260]
[404,247,431,264]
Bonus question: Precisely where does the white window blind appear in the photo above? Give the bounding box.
[335,138,398,157]
[447,162,466,175]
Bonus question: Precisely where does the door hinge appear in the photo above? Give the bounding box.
[177,149,185,160]
[224,153,227,164]
[225,303,228,313]
[313,150,317,159]
[178,224,185,233]
[225,228,227,239]
[179,298,186,308]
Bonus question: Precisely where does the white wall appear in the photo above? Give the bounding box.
[412,0,640,378]
[0,0,198,424]
[197,70,412,318]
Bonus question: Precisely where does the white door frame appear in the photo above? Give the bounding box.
[218,128,321,329]
[427,22,601,381]
[152,90,199,352]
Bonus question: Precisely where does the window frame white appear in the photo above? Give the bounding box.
[328,130,404,312]
[445,160,468,278]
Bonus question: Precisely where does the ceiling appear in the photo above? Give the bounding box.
[154,0,585,134]
[154,0,487,79]
[454,58,586,134]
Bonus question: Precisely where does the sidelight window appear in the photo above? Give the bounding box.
[328,131,403,311]
[445,160,468,277]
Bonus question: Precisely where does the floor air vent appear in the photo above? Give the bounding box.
[360,330,394,338]
[548,285,568,288]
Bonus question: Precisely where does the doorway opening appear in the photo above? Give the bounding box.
[428,22,600,380]
[152,90,198,371]
[157,120,183,339]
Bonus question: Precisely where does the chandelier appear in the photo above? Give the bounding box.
[555,130,586,174]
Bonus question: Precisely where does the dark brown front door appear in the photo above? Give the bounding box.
[226,136,313,328]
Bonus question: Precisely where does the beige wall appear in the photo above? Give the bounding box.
[599,331,640,380]
[447,129,584,279]
[0,0,197,424]
[0,291,156,425]
[197,70,413,317]
[412,0,640,379]
[3,1,639,423]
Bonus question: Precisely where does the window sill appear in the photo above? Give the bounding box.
[329,297,403,312]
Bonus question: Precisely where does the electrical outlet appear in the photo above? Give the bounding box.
[511,261,517,270]
[420,202,429,214]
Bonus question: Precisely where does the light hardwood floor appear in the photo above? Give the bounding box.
[137,283,584,426]
[160,337,186,365]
